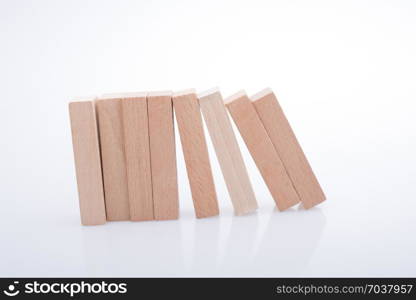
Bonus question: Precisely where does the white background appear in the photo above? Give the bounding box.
[1,0,415,277]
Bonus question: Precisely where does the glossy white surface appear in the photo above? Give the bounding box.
[1,0,415,277]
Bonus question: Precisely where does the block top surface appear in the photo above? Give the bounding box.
[173,89,197,98]
[224,90,247,104]
[250,88,273,102]
[198,87,221,100]
[100,92,147,99]
[147,90,172,97]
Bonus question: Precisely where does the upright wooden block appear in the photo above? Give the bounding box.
[95,96,130,221]
[105,93,153,221]
[198,88,257,215]
[119,92,154,221]
[172,89,219,218]
[225,91,300,211]
[69,99,106,225]
[148,91,178,220]
[251,88,326,209]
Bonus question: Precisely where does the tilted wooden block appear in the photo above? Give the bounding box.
[95,96,130,221]
[119,92,154,221]
[198,88,258,215]
[225,91,300,211]
[69,99,106,225]
[148,91,179,220]
[172,89,219,218]
[251,88,326,209]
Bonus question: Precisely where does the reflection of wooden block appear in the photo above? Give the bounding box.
[69,99,106,225]
[173,89,219,218]
[225,91,300,211]
[96,96,130,221]
[198,88,257,215]
[119,92,154,221]
[251,89,326,209]
[148,91,178,220]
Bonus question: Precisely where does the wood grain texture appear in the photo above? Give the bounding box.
[225,91,300,211]
[172,89,219,218]
[121,93,154,221]
[198,88,257,215]
[95,97,130,221]
[148,91,179,220]
[69,100,106,225]
[251,89,326,209]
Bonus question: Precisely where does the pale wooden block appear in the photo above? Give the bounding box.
[251,88,326,209]
[148,91,179,220]
[95,97,130,221]
[198,88,257,215]
[69,100,106,225]
[172,89,219,218]
[225,91,300,211]
[119,92,154,221]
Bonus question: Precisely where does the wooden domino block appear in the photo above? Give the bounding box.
[119,92,154,221]
[251,88,326,209]
[95,96,130,221]
[172,89,219,218]
[148,91,179,220]
[225,91,300,211]
[69,99,106,225]
[198,88,257,215]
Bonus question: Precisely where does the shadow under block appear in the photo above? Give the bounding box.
[225,91,300,211]
[148,91,178,220]
[198,89,258,215]
[95,98,130,221]
[120,93,154,221]
[69,101,106,225]
[172,90,219,218]
[251,89,326,209]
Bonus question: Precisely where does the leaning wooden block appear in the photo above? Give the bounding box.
[95,96,130,221]
[251,88,326,209]
[118,92,154,221]
[172,89,219,218]
[198,88,257,215]
[148,91,179,220]
[225,91,300,211]
[69,99,106,225]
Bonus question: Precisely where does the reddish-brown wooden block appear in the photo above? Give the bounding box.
[251,88,326,209]
[95,96,130,221]
[69,99,106,225]
[172,89,219,218]
[148,91,179,220]
[225,91,300,211]
[198,88,257,215]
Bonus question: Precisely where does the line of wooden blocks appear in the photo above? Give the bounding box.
[69,88,326,225]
